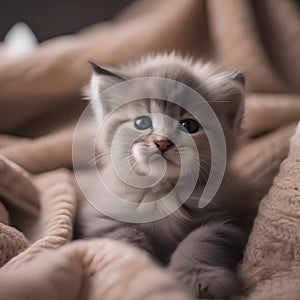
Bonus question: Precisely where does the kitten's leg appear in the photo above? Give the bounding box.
[168,221,247,299]
[75,203,155,255]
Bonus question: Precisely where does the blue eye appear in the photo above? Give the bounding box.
[134,116,152,130]
[179,119,201,134]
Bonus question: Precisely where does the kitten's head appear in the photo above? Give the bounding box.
[87,54,245,185]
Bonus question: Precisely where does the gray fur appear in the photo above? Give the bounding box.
[76,53,249,299]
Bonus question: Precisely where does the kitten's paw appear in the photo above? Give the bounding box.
[170,264,241,299]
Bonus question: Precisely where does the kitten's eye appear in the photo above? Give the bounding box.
[179,119,201,134]
[134,115,152,130]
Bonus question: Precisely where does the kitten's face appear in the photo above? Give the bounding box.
[89,56,245,190]
[97,99,210,181]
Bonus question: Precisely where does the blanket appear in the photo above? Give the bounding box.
[0,0,300,299]
[0,156,188,300]
[238,123,300,300]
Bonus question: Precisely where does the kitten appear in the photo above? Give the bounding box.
[76,53,249,299]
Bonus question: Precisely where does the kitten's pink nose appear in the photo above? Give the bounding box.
[154,139,173,152]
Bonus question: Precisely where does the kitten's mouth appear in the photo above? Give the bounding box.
[128,142,182,178]
[149,150,181,175]
[160,152,175,163]
[151,147,179,165]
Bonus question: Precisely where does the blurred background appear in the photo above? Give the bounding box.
[0,0,134,41]
[0,0,299,141]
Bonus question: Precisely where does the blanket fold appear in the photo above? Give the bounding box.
[238,122,300,300]
[0,154,189,299]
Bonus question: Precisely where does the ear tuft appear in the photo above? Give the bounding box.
[207,69,246,131]
[88,61,104,74]
[87,61,131,119]
[231,70,246,86]
[88,61,126,80]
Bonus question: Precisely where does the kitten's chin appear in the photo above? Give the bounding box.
[128,152,179,179]
[165,163,182,179]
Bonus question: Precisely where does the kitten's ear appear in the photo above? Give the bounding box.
[87,61,129,119]
[209,70,245,130]
[88,61,129,81]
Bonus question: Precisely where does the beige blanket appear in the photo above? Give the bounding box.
[0,0,300,299]
[0,157,188,300]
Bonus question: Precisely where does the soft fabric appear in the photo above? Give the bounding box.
[1,0,300,136]
[0,155,189,300]
[0,0,300,299]
[238,123,300,300]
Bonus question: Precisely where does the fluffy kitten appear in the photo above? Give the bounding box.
[76,53,249,299]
